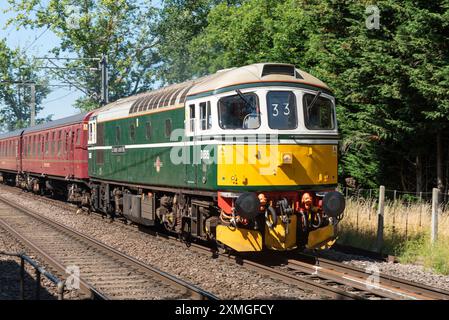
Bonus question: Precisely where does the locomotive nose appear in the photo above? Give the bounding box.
[322,191,345,217]
[235,192,261,220]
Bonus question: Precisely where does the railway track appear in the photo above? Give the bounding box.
[2,184,449,300]
[198,247,449,300]
[284,254,449,300]
[0,195,217,300]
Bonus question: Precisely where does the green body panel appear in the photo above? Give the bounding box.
[88,81,338,193]
[89,108,218,191]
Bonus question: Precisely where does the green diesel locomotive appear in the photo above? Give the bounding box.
[84,63,345,252]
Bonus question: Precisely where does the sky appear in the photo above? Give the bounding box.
[0,2,94,120]
[1,1,163,123]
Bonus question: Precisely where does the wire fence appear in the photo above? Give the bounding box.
[338,186,449,252]
[340,186,449,209]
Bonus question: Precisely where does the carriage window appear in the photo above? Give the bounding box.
[52,132,55,154]
[63,132,67,155]
[165,119,172,137]
[116,126,121,144]
[267,91,297,130]
[218,92,260,129]
[189,104,195,133]
[145,121,152,140]
[39,136,42,156]
[303,93,335,130]
[129,123,136,141]
[200,101,212,130]
[57,132,62,156]
[76,129,81,146]
[45,133,49,155]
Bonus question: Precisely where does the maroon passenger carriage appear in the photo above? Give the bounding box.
[0,112,91,201]
[0,129,23,180]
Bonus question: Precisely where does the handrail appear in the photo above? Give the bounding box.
[0,251,65,300]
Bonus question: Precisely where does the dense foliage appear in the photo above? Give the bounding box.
[1,0,448,193]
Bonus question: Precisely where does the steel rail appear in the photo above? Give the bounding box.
[0,195,217,300]
[178,242,362,300]
[289,254,449,300]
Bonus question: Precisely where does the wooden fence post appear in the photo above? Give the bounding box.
[376,185,385,253]
[431,188,439,244]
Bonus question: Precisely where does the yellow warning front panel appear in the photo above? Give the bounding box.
[216,225,263,252]
[265,215,297,250]
[306,224,335,249]
[217,144,337,186]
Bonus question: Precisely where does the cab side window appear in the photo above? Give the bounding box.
[188,104,195,133]
[200,101,212,130]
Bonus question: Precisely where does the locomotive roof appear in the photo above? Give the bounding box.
[91,63,331,123]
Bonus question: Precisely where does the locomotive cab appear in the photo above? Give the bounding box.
[184,64,344,252]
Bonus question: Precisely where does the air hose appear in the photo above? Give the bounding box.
[265,205,277,229]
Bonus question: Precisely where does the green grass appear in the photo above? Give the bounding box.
[336,228,449,275]
[398,235,449,275]
[336,198,449,275]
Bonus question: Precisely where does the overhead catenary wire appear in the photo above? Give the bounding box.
[43,59,91,96]
[43,91,77,104]
[21,27,50,55]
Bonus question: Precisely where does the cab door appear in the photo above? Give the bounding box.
[198,101,213,187]
[184,103,197,186]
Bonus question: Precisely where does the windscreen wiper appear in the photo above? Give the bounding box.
[235,89,253,108]
[307,90,322,110]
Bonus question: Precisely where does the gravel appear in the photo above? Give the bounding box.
[0,184,321,300]
[316,249,449,292]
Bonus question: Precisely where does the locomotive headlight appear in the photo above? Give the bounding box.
[280,152,293,165]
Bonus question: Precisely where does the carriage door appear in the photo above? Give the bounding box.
[68,128,75,177]
[184,103,197,185]
[16,135,22,172]
[64,130,70,176]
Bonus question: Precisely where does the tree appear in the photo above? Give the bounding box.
[5,0,160,110]
[0,39,51,132]
[153,0,225,84]
[394,1,449,193]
